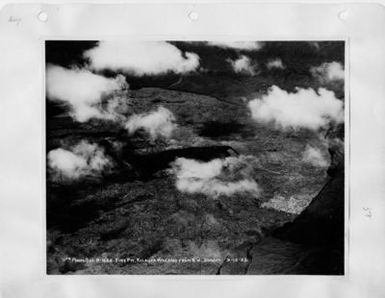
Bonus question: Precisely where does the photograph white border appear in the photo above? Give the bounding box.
[1,2,384,298]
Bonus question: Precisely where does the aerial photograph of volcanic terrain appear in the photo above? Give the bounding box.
[46,40,345,275]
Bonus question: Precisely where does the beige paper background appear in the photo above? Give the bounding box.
[0,2,384,298]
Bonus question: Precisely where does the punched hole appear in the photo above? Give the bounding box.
[338,10,349,21]
[188,11,199,21]
[37,11,48,22]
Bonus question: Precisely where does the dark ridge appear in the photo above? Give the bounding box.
[273,142,344,274]
[172,41,344,74]
[255,41,345,71]
[171,41,239,73]
[197,120,246,138]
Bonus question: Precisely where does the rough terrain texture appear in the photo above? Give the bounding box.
[47,89,343,275]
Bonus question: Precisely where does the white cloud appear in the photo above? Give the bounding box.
[46,65,128,122]
[170,155,260,198]
[206,41,263,50]
[311,61,344,82]
[302,145,329,167]
[48,141,112,181]
[248,86,344,130]
[125,106,177,140]
[266,58,285,69]
[227,55,256,75]
[84,41,200,76]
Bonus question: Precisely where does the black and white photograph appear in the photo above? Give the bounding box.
[45,40,345,275]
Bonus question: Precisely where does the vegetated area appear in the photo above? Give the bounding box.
[46,41,345,275]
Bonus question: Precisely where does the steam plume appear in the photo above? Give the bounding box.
[125,106,177,140]
[266,58,285,69]
[302,145,329,167]
[48,141,112,180]
[227,55,256,75]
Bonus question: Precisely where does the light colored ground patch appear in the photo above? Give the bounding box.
[261,194,313,214]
